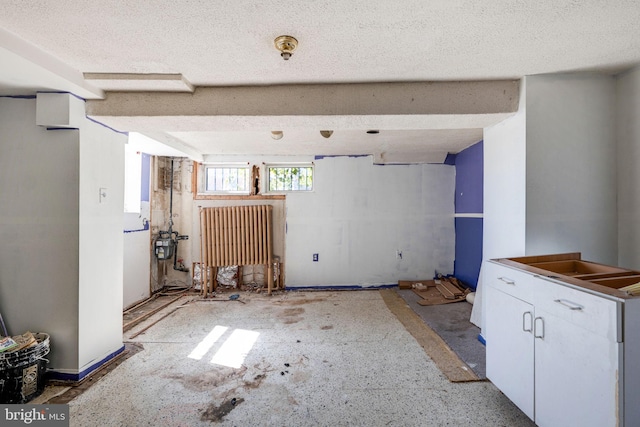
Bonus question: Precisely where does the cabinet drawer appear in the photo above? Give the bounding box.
[534,278,620,341]
[484,260,534,302]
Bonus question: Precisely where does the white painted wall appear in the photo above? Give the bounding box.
[525,74,617,265]
[188,156,454,288]
[0,97,80,371]
[0,96,125,376]
[616,66,640,270]
[476,81,527,332]
[483,80,527,261]
[285,156,455,287]
[480,74,618,333]
[483,74,618,265]
[77,117,126,373]
[124,145,142,213]
[123,215,150,309]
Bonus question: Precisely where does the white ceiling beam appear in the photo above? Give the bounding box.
[86,81,519,131]
[83,73,194,92]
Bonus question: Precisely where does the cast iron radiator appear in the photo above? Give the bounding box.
[199,205,275,294]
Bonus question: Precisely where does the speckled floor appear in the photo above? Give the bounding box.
[67,291,534,426]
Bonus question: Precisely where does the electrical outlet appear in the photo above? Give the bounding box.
[313,253,319,262]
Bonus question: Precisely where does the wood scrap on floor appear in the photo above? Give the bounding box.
[398,277,471,306]
[123,295,184,332]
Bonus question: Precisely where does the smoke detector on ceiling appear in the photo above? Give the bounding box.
[274,35,298,60]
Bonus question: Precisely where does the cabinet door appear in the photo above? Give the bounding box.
[534,308,620,427]
[485,285,535,420]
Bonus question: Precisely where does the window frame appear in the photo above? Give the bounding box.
[201,163,252,195]
[265,163,314,193]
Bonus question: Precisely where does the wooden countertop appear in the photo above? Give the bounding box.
[492,252,639,299]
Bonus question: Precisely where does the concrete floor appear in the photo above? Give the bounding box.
[64,290,534,426]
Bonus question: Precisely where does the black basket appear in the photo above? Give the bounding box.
[0,333,50,404]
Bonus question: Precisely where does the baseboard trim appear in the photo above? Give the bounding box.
[47,345,126,383]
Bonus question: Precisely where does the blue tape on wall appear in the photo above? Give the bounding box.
[0,95,37,99]
[314,154,370,160]
[444,153,457,165]
[85,116,128,135]
[47,345,125,382]
[37,90,86,102]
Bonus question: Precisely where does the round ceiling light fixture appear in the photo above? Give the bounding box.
[366,130,380,134]
[271,131,283,140]
[274,35,298,60]
[320,130,333,138]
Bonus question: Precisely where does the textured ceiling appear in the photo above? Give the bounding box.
[1,1,639,160]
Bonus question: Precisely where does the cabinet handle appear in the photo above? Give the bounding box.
[498,276,515,285]
[554,299,584,311]
[534,317,544,339]
[522,311,533,333]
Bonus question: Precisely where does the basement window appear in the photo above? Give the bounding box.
[267,165,314,192]
[205,166,251,193]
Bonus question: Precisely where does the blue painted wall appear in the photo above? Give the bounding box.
[454,217,483,288]
[455,141,483,213]
[453,141,483,289]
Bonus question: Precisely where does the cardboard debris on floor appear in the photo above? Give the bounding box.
[398,277,471,306]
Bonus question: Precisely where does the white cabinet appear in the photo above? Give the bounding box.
[485,285,534,419]
[533,307,619,427]
[484,260,624,427]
